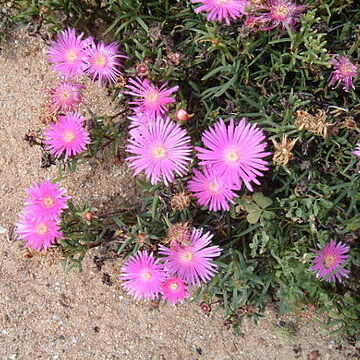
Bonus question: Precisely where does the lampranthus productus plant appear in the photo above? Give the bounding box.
[191,0,248,25]
[124,77,179,120]
[195,118,271,191]
[48,82,85,113]
[84,41,127,86]
[16,180,69,250]
[126,116,192,186]
[328,55,358,93]
[48,28,91,79]
[309,241,350,283]
[6,0,360,336]
[43,112,90,159]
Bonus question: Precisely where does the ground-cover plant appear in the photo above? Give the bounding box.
[3,0,360,335]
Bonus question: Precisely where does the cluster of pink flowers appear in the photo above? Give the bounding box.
[191,118,270,210]
[310,240,350,283]
[48,28,126,86]
[191,2,358,93]
[124,73,270,211]
[16,181,69,250]
[124,74,194,185]
[43,28,117,159]
[191,0,305,30]
[120,228,221,304]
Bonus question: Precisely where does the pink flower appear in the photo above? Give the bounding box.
[49,82,85,113]
[161,277,189,305]
[24,180,70,220]
[353,143,360,164]
[159,228,222,285]
[250,0,305,30]
[48,28,91,79]
[84,41,127,86]
[126,117,192,186]
[120,251,166,300]
[310,241,350,283]
[16,215,63,251]
[44,112,90,159]
[187,166,240,211]
[191,0,247,24]
[195,118,270,191]
[124,77,178,120]
[128,111,153,138]
[329,55,358,93]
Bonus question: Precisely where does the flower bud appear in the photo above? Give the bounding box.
[83,211,94,222]
[136,63,149,77]
[175,109,192,123]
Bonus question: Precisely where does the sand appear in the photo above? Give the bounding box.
[0,28,357,360]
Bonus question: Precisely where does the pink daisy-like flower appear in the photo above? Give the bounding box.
[23,180,70,220]
[126,117,192,186]
[191,0,247,25]
[251,0,305,30]
[48,82,85,113]
[353,143,360,164]
[44,112,90,159]
[48,28,91,79]
[16,215,63,251]
[120,251,166,300]
[309,240,350,283]
[84,41,127,86]
[195,118,270,191]
[328,55,358,93]
[124,77,179,120]
[187,166,240,211]
[161,277,189,305]
[159,228,222,285]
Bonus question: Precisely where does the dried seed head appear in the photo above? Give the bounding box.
[164,222,192,248]
[137,233,148,244]
[340,116,360,132]
[272,135,298,166]
[114,75,127,89]
[40,5,51,15]
[39,103,57,125]
[170,192,191,211]
[295,110,333,138]
[167,52,182,66]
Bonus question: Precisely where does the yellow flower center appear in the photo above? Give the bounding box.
[60,90,72,100]
[181,250,193,263]
[169,282,179,291]
[63,130,75,143]
[323,254,336,269]
[224,148,239,163]
[275,5,289,18]
[37,223,48,235]
[208,182,219,194]
[43,196,54,208]
[140,270,153,281]
[152,146,167,159]
[65,49,78,63]
[94,54,107,67]
[146,90,160,103]
[341,63,355,75]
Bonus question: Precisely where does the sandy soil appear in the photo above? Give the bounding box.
[0,29,358,360]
